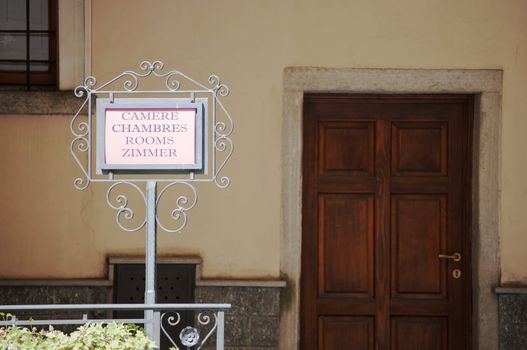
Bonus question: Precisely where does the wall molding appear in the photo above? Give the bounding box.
[107,256,286,288]
[0,256,287,289]
[196,280,286,288]
[0,279,112,287]
[0,278,286,289]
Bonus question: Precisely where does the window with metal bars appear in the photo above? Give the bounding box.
[0,0,57,89]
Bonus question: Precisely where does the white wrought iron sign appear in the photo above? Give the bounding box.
[69,60,234,348]
[71,60,233,232]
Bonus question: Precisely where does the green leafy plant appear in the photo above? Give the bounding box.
[0,313,165,350]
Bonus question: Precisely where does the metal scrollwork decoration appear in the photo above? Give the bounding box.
[70,60,234,234]
[69,96,90,190]
[2,314,16,325]
[208,74,229,97]
[214,135,233,189]
[160,311,181,349]
[160,311,218,349]
[106,182,147,232]
[195,312,219,349]
[156,182,198,233]
[212,93,234,190]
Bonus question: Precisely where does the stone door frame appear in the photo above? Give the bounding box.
[280,68,502,350]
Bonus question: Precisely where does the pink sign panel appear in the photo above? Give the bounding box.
[105,108,196,165]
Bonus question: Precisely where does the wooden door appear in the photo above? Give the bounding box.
[301,94,473,350]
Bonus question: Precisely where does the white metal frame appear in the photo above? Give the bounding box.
[95,97,208,174]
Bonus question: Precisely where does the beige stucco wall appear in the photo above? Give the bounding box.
[0,0,526,282]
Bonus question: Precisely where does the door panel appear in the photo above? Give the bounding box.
[301,94,473,350]
[391,122,448,176]
[319,316,374,350]
[391,194,447,298]
[391,317,447,350]
[318,193,374,297]
[319,121,376,176]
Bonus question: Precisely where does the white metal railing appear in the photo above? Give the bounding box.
[0,303,230,349]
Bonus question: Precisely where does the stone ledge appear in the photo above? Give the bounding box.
[495,286,527,294]
[196,280,286,288]
[0,91,84,115]
[0,279,112,287]
[108,256,203,265]
[0,277,286,289]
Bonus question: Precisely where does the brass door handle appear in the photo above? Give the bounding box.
[438,252,462,262]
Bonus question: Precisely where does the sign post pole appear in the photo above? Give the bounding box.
[144,180,158,345]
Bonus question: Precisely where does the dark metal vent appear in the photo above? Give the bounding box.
[113,264,195,349]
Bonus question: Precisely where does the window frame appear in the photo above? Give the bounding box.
[0,0,58,88]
